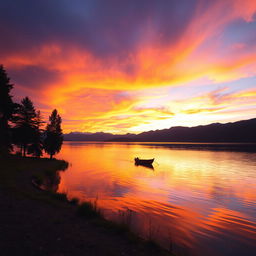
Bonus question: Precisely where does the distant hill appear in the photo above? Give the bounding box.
[64,118,256,142]
[63,132,134,141]
[64,132,116,141]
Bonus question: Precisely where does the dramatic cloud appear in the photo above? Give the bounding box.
[1,0,256,132]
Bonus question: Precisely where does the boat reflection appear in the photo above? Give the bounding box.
[134,162,154,170]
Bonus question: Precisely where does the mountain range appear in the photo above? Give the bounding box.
[64,118,256,142]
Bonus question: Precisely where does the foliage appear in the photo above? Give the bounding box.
[0,65,15,155]
[12,97,42,157]
[77,201,101,218]
[27,110,44,157]
[69,197,79,205]
[44,109,63,159]
[50,191,68,202]
[0,64,64,158]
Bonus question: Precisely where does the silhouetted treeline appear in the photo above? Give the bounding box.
[44,109,63,159]
[0,65,15,155]
[0,65,63,158]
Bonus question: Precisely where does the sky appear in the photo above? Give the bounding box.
[1,0,256,134]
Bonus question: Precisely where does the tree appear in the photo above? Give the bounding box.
[27,110,44,157]
[44,109,63,159]
[0,65,15,155]
[12,97,38,157]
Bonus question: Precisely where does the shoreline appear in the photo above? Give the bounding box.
[0,155,172,256]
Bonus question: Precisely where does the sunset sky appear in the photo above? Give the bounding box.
[1,0,256,133]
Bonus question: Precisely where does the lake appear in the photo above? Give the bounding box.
[57,141,256,256]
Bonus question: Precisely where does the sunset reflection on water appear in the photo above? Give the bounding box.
[57,142,256,256]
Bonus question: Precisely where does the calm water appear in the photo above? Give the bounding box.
[57,142,256,256]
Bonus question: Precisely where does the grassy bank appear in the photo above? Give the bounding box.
[0,155,172,256]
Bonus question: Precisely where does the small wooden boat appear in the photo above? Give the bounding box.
[134,157,154,165]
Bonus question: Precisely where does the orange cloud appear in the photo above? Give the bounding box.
[3,0,256,132]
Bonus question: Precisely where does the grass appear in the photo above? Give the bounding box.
[0,155,69,207]
[69,197,79,205]
[32,159,68,187]
[77,201,101,218]
[49,191,68,202]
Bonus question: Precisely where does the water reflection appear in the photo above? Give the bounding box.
[57,142,256,256]
[134,163,154,170]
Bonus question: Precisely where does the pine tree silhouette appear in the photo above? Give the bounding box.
[0,65,15,155]
[13,97,38,157]
[44,109,63,159]
[27,110,44,157]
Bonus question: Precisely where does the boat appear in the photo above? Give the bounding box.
[134,157,154,165]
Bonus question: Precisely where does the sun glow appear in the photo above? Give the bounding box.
[1,0,256,133]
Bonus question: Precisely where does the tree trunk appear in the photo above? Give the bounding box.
[50,154,53,159]
[23,145,26,157]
